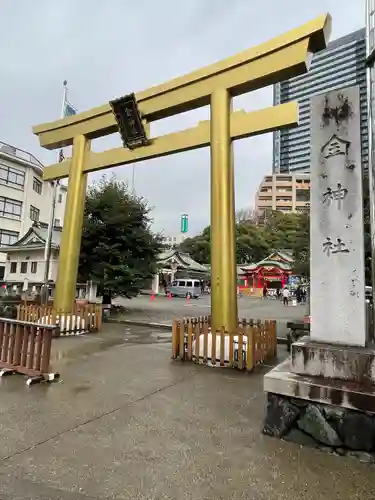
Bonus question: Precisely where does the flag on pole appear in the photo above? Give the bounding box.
[64,100,77,117]
[58,83,77,162]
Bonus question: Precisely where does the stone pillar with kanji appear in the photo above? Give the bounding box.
[310,86,366,346]
[263,87,375,457]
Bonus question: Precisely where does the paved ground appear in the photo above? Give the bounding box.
[0,323,374,499]
[113,294,307,337]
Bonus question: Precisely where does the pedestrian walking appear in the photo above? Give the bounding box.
[296,285,302,305]
[282,287,290,306]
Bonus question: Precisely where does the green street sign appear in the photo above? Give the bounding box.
[180,214,188,233]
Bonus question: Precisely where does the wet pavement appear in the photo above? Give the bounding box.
[50,324,172,367]
[112,295,307,338]
[0,323,373,499]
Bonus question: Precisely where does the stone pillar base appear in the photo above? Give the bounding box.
[291,336,375,384]
[263,359,375,464]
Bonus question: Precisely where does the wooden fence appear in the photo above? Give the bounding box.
[17,304,102,335]
[0,318,58,383]
[172,316,277,371]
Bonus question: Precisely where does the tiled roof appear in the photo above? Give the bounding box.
[240,250,294,273]
[158,249,208,273]
[0,223,62,251]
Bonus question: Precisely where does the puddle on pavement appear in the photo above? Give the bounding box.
[71,384,91,395]
[50,337,129,364]
[50,328,172,367]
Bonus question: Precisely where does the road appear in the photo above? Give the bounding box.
[112,294,307,337]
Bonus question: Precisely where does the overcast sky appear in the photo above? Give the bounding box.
[0,0,364,236]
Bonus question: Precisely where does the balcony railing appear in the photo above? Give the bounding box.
[0,141,43,168]
[257,198,273,203]
[275,200,293,206]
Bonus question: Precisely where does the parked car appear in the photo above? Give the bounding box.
[169,279,202,299]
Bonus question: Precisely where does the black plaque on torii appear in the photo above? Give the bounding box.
[109,93,149,150]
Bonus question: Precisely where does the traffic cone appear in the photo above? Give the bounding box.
[168,292,172,300]
[151,294,155,302]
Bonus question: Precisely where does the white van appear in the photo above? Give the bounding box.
[170,279,201,299]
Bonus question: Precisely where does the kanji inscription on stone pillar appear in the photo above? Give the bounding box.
[310,86,366,346]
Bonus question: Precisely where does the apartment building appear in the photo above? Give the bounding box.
[0,141,67,278]
[273,28,367,174]
[255,173,310,215]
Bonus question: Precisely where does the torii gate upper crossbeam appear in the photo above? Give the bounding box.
[42,103,298,181]
[33,14,331,151]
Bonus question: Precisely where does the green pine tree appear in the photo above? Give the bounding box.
[78,175,162,302]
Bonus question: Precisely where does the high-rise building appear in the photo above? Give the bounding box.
[273,28,367,174]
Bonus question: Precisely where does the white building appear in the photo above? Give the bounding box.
[0,221,97,301]
[1,223,61,289]
[0,141,67,278]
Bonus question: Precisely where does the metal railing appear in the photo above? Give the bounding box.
[0,141,43,168]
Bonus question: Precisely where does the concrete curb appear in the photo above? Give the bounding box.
[106,318,288,345]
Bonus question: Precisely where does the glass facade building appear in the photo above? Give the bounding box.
[273,29,367,174]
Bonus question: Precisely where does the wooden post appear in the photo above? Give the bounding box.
[238,330,244,370]
[220,327,225,367]
[264,320,270,359]
[271,320,277,357]
[172,320,178,359]
[246,323,254,372]
[195,322,200,364]
[203,320,209,364]
[187,320,193,361]
[41,328,52,374]
[13,323,22,366]
[211,327,217,367]
[179,321,185,360]
[8,322,15,366]
[98,305,103,330]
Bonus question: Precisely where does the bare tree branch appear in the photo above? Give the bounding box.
[235,206,259,223]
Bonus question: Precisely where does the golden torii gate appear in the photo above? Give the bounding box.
[33,14,331,334]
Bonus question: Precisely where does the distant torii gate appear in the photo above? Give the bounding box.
[33,14,331,334]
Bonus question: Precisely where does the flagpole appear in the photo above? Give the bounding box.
[42,81,67,303]
[131,164,135,193]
